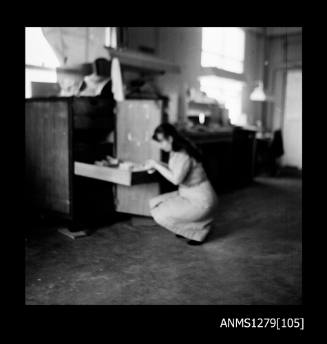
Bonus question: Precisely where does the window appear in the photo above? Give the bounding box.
[200,27,247,125]
[25,27,60,97]
[199,75,245,125]
[201,27,245,74]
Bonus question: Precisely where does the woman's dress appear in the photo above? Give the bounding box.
[149,151,218,242]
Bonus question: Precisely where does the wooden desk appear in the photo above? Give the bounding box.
[182,127,256,193]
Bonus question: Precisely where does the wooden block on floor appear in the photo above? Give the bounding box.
[58,228,88,239]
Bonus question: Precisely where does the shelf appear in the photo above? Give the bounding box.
[106,47,181,74]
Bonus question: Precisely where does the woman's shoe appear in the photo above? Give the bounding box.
[187,240,203,246]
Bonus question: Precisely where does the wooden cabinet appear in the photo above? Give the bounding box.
[25,99,72,217]
[25,97,162,223]
[25,97,116,222]
[115,100,162,216]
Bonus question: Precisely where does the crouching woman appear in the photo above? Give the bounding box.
[146,123,218,245]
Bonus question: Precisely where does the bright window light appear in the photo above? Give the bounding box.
[201,27,245,74]
[25,27,60,97]
[199,75,244,125]
[26,27,60,67]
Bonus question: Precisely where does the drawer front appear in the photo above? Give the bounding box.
[74,162,158,186]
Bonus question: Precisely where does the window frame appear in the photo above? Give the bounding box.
[199,27,247,125]
[201,27,246,75]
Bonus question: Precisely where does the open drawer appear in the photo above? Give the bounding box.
[74,162,158,186]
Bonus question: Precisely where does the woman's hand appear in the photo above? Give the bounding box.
[144,159,158,170]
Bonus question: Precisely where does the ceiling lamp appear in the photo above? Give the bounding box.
[250,80,267,101]
[250,27,270,102]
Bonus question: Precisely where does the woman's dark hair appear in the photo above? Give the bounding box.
[152,123,203,162]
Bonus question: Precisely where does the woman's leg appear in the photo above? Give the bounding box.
[150,195,214,242]
[149,191,178,210]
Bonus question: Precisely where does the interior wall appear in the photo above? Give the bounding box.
[282,70,302,168]
[42,27,110,90]
[42,27,158,66]
[156,27,264,125]
[41,27,265,126]
[125,27,158,52]
[156,27,201,123]
[42,27,108,65]
[243,31,265,126]
[266,32,302,131]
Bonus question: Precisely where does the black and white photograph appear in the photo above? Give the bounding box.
[25,27,302,311]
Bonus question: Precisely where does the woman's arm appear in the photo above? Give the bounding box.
[153,162,177,184]
[149,155,191,185]
[156,161,169,169]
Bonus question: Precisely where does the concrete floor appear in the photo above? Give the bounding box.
[25,176,302,305]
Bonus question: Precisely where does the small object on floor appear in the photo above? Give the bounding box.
[58,228,88,240]
[187,239,203,246]
[175,234,185,239]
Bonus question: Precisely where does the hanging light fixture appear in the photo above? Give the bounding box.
[250,27,268,102]
[250,80,267,101]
